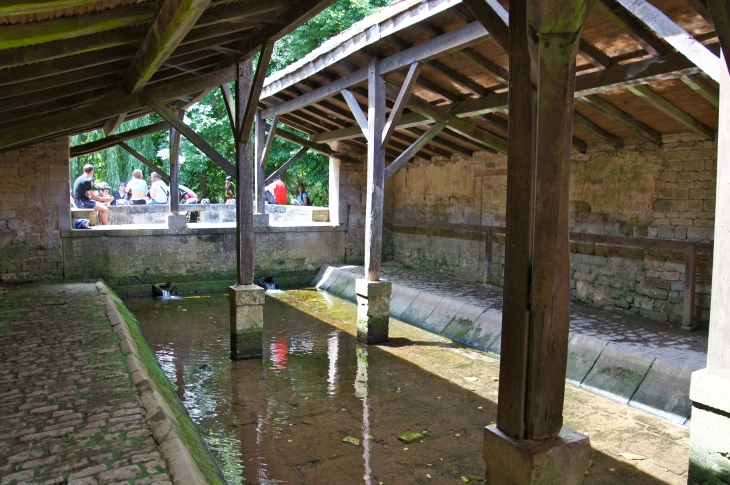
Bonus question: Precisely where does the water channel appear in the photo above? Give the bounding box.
[125,288,492,484]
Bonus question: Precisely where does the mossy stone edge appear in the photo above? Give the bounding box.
[95,280,226,485]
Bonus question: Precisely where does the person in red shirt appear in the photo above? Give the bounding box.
[265,177,287,205]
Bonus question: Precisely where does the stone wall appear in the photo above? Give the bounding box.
[0,138,70,283]
[383,135,716,327]
[332,144,368,264]
[62,225,345,296]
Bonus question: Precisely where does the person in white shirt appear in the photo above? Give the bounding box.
[148,172,169,205]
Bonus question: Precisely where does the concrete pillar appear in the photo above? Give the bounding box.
[229,284,265,359]
[688,53,730,484]
[356,279,391,344]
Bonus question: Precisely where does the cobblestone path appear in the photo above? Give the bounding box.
[0,283,171,485]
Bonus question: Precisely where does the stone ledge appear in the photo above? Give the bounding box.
[95,281,225,485]
[62,223,346,238]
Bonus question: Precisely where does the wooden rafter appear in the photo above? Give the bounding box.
[707,0,730,72]
[0,0,99,16]
[615,0,723,82]
[681,74,720,107]
[70,121,171,157]
[459,0,509,50]
[0,3,158,50]
[596,0,668,57]
[628,84,715,139]
[573,112,624,148]
[578,95,663,144]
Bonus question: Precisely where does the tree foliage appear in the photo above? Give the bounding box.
[70,0,391,205]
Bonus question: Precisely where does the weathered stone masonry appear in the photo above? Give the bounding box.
[0,137,71,284]
[383,135,716,327]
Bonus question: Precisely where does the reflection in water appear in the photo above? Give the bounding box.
[126,288,492,484]
[356,344,372,485]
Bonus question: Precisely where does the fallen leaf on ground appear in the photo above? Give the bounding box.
[463,377,478,382]
[397,431,424,443]
[619,453,646,460]
[460,477,469,483]
[364,434,374,440]
[342,436,360,446]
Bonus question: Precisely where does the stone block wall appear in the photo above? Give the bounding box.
[383,135,716,327]
[332,147,368,265]
[0,138,70,283]
[62,225,346,296]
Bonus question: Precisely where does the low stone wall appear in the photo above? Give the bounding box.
[62,225,346,296]
[383,135,716,328]
[106,203,328,226]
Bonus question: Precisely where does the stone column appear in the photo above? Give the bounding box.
[230,58,265,360]
[477,0,593,482]
[328,145,341,226]
[357,57,391,344]
[688,53,730,483]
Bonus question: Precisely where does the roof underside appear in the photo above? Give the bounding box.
[0,0,337,147]
[259,0,721,161]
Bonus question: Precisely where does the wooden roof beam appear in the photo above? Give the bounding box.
[627,84,715,139]
[459,0,509,51]
[680,74,720,107]
[573,112,624,148]
[426,61,489,98]
[614,0,723,82]
[0,0,99,17]
[596,0,668,57]
[0,27,147,70]
[578,40,615,69]
[577,95,663,144]
[70,121,171,157]
[457,49,508,84]
[0,3,158,50]
[707,0,730,72]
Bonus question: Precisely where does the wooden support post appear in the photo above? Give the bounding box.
[484,227,492,285]
[169,118,181,215]
[683,243,697,331]
[236,60,255,287]
[482,0,594,478]
[229,58,264,361]
[238,41,274,143]
[357,57,391,345]
[364,56,386,283]
[254,110,267,213]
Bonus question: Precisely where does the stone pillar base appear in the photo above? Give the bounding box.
[356,279,391,344]
[166,214,187,229]
[229,284,265,360]
[254,213,269,227]
[688,369,730,484]
[483,425,590,485]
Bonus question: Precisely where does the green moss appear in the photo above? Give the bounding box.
[101,283,226,485]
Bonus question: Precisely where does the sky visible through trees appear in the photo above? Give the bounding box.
[71,0,391,205]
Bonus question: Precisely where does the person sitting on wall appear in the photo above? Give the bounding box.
[111,182,129,205]
[179,185,201,204]
[73,164,113,225]
[264,176,287,205]
[225,176,236,204]
[94,182,111,200]
[148,173,169,205]
[126,169,148,205]
[291,183,310,206]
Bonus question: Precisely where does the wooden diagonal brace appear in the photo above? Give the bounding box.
[118,142,171,183]
[265,146,309,183]
[70,121,171,157]
[152,102,237,178]
[382,62,421,149]
[220,83,236,133]
[340,89,369,138]
[239,41,275,143]
[384,121,447,180]
[260,113,278,165]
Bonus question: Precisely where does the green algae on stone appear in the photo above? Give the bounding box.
[397,431,424,443]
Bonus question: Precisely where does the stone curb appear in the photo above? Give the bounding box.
[95,281,215,485]
[314,264,698,426]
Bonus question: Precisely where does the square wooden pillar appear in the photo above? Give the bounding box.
[483,1,593,483]
[358,57,391,344]
[230,58,264,360]
[166,114,187,229]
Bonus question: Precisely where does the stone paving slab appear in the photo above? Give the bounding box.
[0,283,174,485]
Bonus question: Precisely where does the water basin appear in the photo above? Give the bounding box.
[125,288,494,484]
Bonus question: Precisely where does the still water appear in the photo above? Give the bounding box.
[125,289,490,485]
